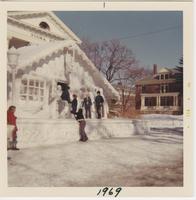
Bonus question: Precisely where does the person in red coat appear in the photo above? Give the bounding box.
[7,106,19,150]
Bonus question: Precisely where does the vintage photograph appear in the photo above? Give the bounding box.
[7,10,183,187]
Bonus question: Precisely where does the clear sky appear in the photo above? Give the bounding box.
[55,11,183,70]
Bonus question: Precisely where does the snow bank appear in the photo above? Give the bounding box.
[141,114,183,121]
[17,118,135,148]
[16,116,183,148]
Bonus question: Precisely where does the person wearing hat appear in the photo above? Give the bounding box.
[82,95,92,118]
[71,94,78,115]
[95,90,104,119]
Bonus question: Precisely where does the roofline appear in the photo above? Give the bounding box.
[8,11,82,44]
[8,17,65,40]
[49,12,82,44]
[157,67,172,74]
[74,45,120,99]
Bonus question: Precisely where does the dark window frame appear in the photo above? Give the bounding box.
[39,22,50,30]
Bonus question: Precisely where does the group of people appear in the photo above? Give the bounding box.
[6,90,106,150]
[56,84,105,120]
[70,91,105,119]
[70,91,105,142]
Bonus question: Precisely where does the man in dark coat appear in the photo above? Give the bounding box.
[82,96,92,118]
[59,83,71,103]
[95,91,104,119]
[71,94,78,114]
[57,83,71,117]
[74,108,88,142]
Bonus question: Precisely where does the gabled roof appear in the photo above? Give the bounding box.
[136,65,183,85]
[8,17,65,41]
[8,11,81,44]
[158,67,171,74]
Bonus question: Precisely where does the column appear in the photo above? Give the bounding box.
[7,36,12,49]
[174,96,176,106]
[90,90,96,119]
[156,96,160,111]
[141,96,145,110]
[176,95,178,107]
[71,46,76,67]
[64,50,68,67]
[156,96,160,106]
[64,51,70,84]
[12,68,17,105]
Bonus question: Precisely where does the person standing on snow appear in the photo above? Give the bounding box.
[74,108,88,142]
[7,106,19,150]
[82,95,92,118]
[71,94,78,114]
[95,91,104,119]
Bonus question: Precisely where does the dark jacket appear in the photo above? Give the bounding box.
[82,97,92,108]
[71,98,78,114]
[59,84,71,103]
[75,110,85,121]
[95,95,104,106]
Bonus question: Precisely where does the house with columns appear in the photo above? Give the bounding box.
[7,11,120,120]
[135,64,183,115]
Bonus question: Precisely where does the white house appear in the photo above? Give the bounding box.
[7,11,120,119]
[7,11,135,147]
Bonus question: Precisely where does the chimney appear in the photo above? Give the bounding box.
[153,64,157,75]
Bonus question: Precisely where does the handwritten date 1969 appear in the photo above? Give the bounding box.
[97,187,122,197]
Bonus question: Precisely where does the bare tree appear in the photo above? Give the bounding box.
[117,67,152,113]
[81,39,138,83]
[81,38,152,115]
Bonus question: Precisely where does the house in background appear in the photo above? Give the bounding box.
[135,64,183,115]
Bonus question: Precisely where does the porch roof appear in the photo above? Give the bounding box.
[140,92,179,97]
[136,78,176,85]
[8,40,120,100]
[11,40,74,69]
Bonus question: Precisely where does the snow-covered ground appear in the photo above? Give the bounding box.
[141,114,183,121]
[8,128,183,187]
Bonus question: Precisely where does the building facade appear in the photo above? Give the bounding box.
[7,11,120,119]
[135,65,183,114]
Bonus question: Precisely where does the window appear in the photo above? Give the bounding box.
[142,85,146,93]
[160,84,169,93]
[165,84,169,92]
[160,85,164,93]
[165,74,169,79]
[39,22,50,31]
[20,78,45,102]
[160,96,174,106]
[161,74,164,79]
[145,97,156,106]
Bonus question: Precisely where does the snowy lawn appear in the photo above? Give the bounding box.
[8,130,183,187]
